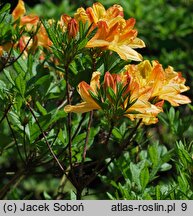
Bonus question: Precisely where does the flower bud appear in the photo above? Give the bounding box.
[104,72,116,92]
[68,18,78,38]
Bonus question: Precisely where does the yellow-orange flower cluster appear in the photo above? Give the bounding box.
[125,60,191,106]
[61,2,145,61]
[1,1,144,61]
[0,0,52,57]
[64,60,191,125]
[14,0,52,51]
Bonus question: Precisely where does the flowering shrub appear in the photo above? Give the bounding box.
[0,1,192,200]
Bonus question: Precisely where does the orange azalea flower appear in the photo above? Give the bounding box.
[12,0,39,30]
[115,71,162,124]
[64,71,162,124]
[12,0,26,20]
[37,25,52,49]
[64,72,101,113]
[86,18,145,61]
[125,60,191,106]
[11,0,51,50]
[20,15,39,32]
[74,2,145,61]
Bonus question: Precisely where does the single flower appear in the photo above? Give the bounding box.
[12,0,26,20]
[64,72,101,113]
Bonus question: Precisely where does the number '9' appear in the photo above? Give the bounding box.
[181,203,187,211]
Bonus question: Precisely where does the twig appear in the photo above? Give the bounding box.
[5,115,25,165]
[3,34,33,69]
[122,119,142,148]
[57,89,74,110]
[23,125,28,161]
[104,121,114,146]
[64,65,79,188]
[72,113,86,141]
[82,111,93,162]
[0,104,12,125]
[85,119,142,187]
[27,103,65,172]
[0,169,26,199]
[1,24,40,72]
[79,111,93,178]
[65,66,73,167]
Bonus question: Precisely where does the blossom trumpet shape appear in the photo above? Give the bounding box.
[64,72,101,113]
[125,60,191,106]
[12,0,26,20]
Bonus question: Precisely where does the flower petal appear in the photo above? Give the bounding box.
[12,0,26,20]
[64,102,100,113]
[90,71,101,92]
[109,44,143,61]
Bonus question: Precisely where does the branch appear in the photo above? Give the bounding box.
[5,115,25,165]
[72,113,86,141]
[64,65,79,188]
[82,111,93,163]
[80,111,93,178]
[0,104,12,125]
[27,103,65,172]
[0,169,26,199]
[85,119,142,186]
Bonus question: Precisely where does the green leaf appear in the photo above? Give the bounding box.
[158,113,169,126]
[112,127,122,140]
[13,60,26,76]
[176,141,192,168]
[73,132,86,147]
[3,69,15,86]
[58,128,66,145]
[142,192,152,200]
[27,54,33,76]
[119,122,126,135]
[29,74,53,97]
[52,110,67,121]
[0,3,10,15]
[0,80,7,98]
[77,38,88,50]
[14,95,23,112]
[160,149,174,164]
[155,185,161,200]
[42,20,59,47]
[107,87,116,104]
[148,144,159,167]
[35,74,51,86]
[36,101,47,115]
[89,90,101,107]
[43,191,52,200]
[30,113,52,141]
[140,165,149,191]
[15,74,26,97]
[178,170,189,192]
[130,162,140,188]
[160,163,172,171]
